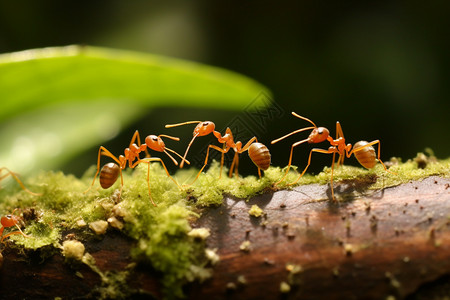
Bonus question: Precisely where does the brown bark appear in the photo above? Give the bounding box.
[1,175,450,299]
[189,175,450,300]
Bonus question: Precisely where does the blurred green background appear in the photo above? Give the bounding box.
[0,1,449,178]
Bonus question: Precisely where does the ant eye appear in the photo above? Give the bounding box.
[203,122,210,126]
[6,215,12,219]
[318,128,323,134]
[152,137,158,141]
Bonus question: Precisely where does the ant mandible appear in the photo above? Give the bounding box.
[271,112,395,201]
[85,130,188,206]
[165,121,271,183]
[0,209,30,244]
[0,167,41,196]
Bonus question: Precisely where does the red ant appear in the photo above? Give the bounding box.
[165,121,271,183]
[84,130,188,206]
[0,167,41,196]
[0,209,30,244]
[271,112,395,201]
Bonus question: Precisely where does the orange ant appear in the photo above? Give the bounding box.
[85,130,188,206]
[271,112,395,201]
[0,167,41,196]
[165,121,271,183]
[0,209,30,244]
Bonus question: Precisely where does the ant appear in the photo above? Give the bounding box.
[165,121,271,183]
[0,209,30,244]
[85,130,188,206]
[0,167,41,196]
[271,112,395,201]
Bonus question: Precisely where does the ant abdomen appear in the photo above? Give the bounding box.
[248,143,271,171]
[353,141,377,169]
[99,163,120,189]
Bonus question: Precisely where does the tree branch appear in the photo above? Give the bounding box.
[1,175,449,299]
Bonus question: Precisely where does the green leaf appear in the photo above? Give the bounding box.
[0,46,271,175]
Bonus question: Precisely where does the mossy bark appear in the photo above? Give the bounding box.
[1,175,450,299]
[188,175,450,300]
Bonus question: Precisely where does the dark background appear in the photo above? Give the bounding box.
[1,1,449,176]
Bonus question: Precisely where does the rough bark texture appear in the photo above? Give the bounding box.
[1,175,450,300]
[189,175,450,300]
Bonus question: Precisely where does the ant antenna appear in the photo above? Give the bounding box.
[291,112,317,127]
[165,121,203,168]
[271,112,318,144]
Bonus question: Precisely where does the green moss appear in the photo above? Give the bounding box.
[0,152,449,299]
[249,204,264,217]
[265,152,450,193]
[93,270,132,300]
[325,153,450,190]
[12,221,61,249]
[81,252,135,299]
[189,160,296,205]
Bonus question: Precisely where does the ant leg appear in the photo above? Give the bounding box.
[239,137,264,177]
[235,154,239,178]
[134,158,181,190]
[229,152,239,178]
[336,121,345,139]
[118,168,124,198]
[288,148,336,187]
[192,145,228,184]
[219,146,225,179]
[130,159,155,206]
[133,157,182,206]
[349,140,396,175]
[274,138,309,186]
[146,162,154,206]
[329,152,337,201]
[229,140,248,178]
[129,130,140,148]
[240,137,257,152]
[130,130,150,158]
[219,143,231,179]
[1,231,28,243]
[228,153,235,178]
[374,141,396,174]
[229,142,241,178]
[0,220,30,243]
[84,147,122,193]
[335,122,345,166]
[0,167,41,196]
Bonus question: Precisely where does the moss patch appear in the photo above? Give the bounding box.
[249,204,264,218]
[0,152,449,298]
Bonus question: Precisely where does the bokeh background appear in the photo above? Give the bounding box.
[1,1,449,177]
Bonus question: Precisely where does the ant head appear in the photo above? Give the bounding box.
[145,135,165,152]
[308,127,330,144]
[194,121,215,136]
[1,214,19,228]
